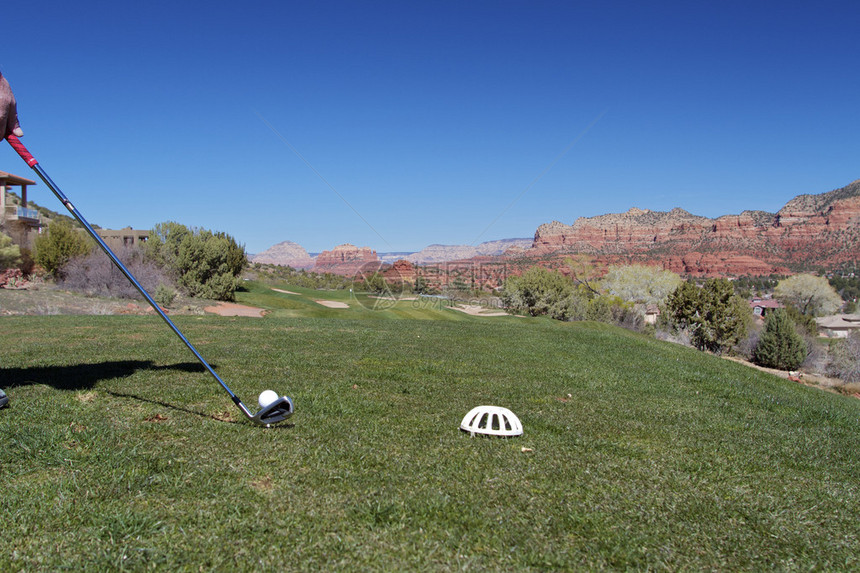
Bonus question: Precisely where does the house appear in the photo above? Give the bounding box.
[1,170,42,248]
[95,227,150,251]
[750,297,783,318]
[816,314,860,339]
[644,304,661,325]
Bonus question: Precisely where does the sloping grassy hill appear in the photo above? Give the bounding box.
[1,313,858,571]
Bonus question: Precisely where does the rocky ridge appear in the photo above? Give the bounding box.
[250,241,315,269]
[313,244,380,275]
[532,179,860,275]
[407,238,532,264]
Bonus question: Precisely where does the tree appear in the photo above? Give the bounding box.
[753,310,807,371]
[600,264,682,305]
[774,274,842,316]
[783,305,818,338]
[564,254,601,295]
[666,278,752,353]
[829,275,859,313]
[146,221,246,301]
[665,281,700,330]
[501,266,584,319]
[364,272,387,294]
[413,274,429,295]
[0,231,22,269]
[34,221,93,278]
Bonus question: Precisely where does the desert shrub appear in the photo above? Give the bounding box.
[61,248,174,299]
[753,310,808,371]
[154,283,177,307]
[146,221,246,301]
[501,266,582,319]
[586,295,641,330]
[801,334,829,375]
[34,221,93,278]
[0,230,22,269]
[736,322,763,361]
[553,290,590,321]
[827,332,860,384]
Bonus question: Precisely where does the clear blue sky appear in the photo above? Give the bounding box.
[2,1,858,254]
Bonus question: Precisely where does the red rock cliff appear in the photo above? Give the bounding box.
[313,244,381,275]
[531,180,860,276]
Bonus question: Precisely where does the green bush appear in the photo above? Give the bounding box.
[0,231,22,269]
[154,283,177,307]
[753,309,808,371]
[666,278,751,354]
[146,221,246,301]
[34,221,93,278]
[501,266,586,319]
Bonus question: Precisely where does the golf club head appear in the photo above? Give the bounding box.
[250,395,294,427]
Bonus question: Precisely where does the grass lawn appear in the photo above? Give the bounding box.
[1,307,859,570]
[234,280,471,321]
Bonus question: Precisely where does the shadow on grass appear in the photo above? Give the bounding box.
[105,390,295,429]
[0,360,295,428]
[0,360,206,391]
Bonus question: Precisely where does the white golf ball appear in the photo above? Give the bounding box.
[258,390,279,408]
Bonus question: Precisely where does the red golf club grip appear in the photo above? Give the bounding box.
[6,134,38,167]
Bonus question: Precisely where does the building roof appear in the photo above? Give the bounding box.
[0,170,37,186]
[816,314,860,330]
[750,298,783,309]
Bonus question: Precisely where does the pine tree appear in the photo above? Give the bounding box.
[753,309,807,371]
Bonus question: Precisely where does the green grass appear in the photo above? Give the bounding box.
[2,309,859,571]
[235,280,477,321]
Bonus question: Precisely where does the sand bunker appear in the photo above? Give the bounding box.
[449,304,508,317]
[204,302,265,317]
[315,300,349,309]
[271,288,299,295]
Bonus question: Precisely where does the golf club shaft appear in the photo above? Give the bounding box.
[6,135,254,419]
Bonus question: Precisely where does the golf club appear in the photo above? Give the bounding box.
[6,134,294,427]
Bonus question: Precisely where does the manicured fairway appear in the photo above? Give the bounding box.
[2,312,859,571]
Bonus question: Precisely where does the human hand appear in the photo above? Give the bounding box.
[0,73,24,140]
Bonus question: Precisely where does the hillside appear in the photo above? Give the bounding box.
[532,179,860,275]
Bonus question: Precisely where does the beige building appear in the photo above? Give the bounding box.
[95,227,150,251]
[3,169,150,254]
[816,314,860,339]
[1,170,42,248]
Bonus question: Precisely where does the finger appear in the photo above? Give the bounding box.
[8,99,22,137]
